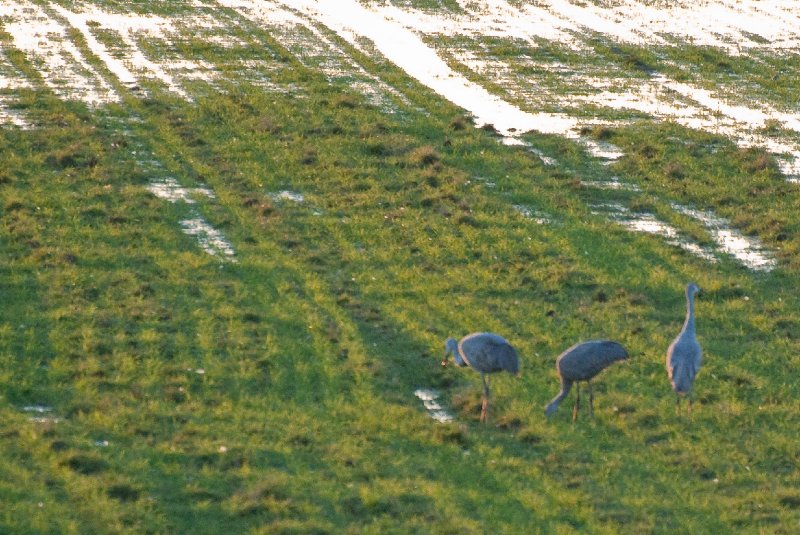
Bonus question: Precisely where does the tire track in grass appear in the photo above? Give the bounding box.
[414,1,800,180]
[0,2,119,105]
[13,2,239,261]
[90,107,239,262]
[2,1,292,103]
[217,0,411,114]
[48,3,192,100]
[290,254,573,530]
[265,0,783,273]
[65,22,434,436]
[272,1,800,271]
[7,2,785,271]
[4,1,795,272]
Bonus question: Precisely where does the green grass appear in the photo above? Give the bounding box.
[2,3,800,534]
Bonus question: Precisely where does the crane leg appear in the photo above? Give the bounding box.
[480,374,490,423]
[572,384,580,423]
[588,381,594,418]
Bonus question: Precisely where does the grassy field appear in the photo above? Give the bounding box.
[2,1,800,533]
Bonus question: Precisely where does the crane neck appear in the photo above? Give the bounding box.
[545,379,572,416]
[683,291,696,334]
[451,347,469,367]
[455,343,473,368]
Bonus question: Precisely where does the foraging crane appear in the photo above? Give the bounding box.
[545,340,628,422]
[666,282,702,414]
[441,333,520,423]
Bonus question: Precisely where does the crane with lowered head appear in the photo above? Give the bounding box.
[442,332,520,423]
[545,340,629,422]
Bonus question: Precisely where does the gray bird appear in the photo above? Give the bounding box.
[441,333,520,423]
[666,282,702,414]
[545,340,628,422]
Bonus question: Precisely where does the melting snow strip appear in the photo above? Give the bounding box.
[593,202,717,264]
[21,405,63,423]
[219,0,409,112]
[180,218,238,261]
[594,200,776,271]
[0,102,29,128]
[671,203,776,272]
[580,176,641,191]
[276,0,800,174]
[414,388,454,423]
[581,138,625,162]
[0,2,119,105]
[146,178,236,261]
[0,59,32,127]
[513,205,552,225]
[269,190,305,203]
[147,178,216,204]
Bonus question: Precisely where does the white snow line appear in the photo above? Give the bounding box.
[0,101,30,128]
[0,54,33,127]
[269,190,305,203]
[594,200,776,271]
[271,0,579,138]
[0,2,119,104]
[513,205,552,225]
[148,178,216,204]
[21,405,53,413]
[414,388,454,423]
[219,0,409,111]
[180,217,238,261]
[146,177,236,261]
[49,3,191,99]
[580,176,641,192]
[21,405,62,423]
[581,138,625,161]
[671,203,776,272]
[593,202,717,264]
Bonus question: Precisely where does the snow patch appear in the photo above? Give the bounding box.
[513,205,552,225]
[414,388,454,423]
[146,178,236,261]
[269,190,305,203]
[147,178,216,204]
[672,204,776,272]
[592,202,717,263]
[0,3,119,104]
[180,218,238,261]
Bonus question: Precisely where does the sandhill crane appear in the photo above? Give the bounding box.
[441,333,520,423]
[667,282,702,414]
[545,340,628,422]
